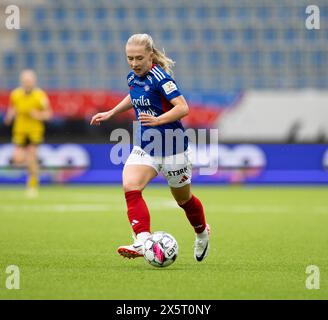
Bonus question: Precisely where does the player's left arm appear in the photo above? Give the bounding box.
[4,107,16,126]
[139,77,189,126]
[30,92,53,121]
[138,95,189,126]
[139,95,189,126]
[4,91,17,126]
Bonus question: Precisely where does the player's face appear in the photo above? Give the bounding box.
[126,44,153,77]
[20,71,37,92]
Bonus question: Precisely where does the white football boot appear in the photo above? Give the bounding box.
[117,232,150,259]
[194,224,210,262]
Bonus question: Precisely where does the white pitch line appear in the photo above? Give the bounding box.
[0,193,175,203]
[205,205,328,214]
[0,204,112,213]
[0,200,179,213]
[1,202,325,214]
[206,205,291,214]
[314,207,328,214]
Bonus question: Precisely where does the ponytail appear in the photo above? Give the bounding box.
[152,47,175,76]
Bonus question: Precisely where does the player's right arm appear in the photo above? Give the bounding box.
[3,107,16,126]
[4,91,16,126]
[90,94,133,126]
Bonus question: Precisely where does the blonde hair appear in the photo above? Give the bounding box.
[126,33,175,75]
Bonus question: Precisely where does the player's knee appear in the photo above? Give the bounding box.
[176,199,189,206]
[26,156,38,168]
[123,182,143,193]
[175,195,192,206]
[28,165,38,175]
[12,153,25,165]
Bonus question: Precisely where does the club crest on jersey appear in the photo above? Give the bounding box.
[162,81,177,95]
[147,75,153,84]
[132,95,151,107]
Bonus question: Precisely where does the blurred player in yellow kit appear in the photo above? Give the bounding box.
[4,70,52,197]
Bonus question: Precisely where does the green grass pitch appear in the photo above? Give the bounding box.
[0,185,327,300]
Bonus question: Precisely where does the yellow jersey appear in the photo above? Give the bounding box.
[10,87,49,134]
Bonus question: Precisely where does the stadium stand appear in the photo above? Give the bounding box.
[0,1,327,142]
[1,0,328,93]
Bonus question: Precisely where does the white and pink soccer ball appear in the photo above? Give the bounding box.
[144,232,178,268]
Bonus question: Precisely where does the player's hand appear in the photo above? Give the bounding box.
[3,117,12,126]
[138,113,161,126]
[30,110,43,121]
[90,110,113,126]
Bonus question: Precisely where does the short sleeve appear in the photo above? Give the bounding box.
[38,90,49,109]
[158,78,181,101]
[9,91,15,107]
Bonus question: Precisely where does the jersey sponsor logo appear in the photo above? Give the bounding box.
[132,95,151,107]
[162,81,177,95]
[168,166,188,177]
[134,79,146,86]
[136,108,157,116]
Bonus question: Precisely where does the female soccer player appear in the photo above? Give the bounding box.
[4,69,52,197]
[90,34,210,262]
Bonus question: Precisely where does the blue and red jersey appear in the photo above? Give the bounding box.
[127,64,188,156]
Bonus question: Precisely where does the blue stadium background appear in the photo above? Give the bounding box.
[0,0,327,184]
[1,0,328,92]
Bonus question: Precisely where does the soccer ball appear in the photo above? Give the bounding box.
[144,232,178,268]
